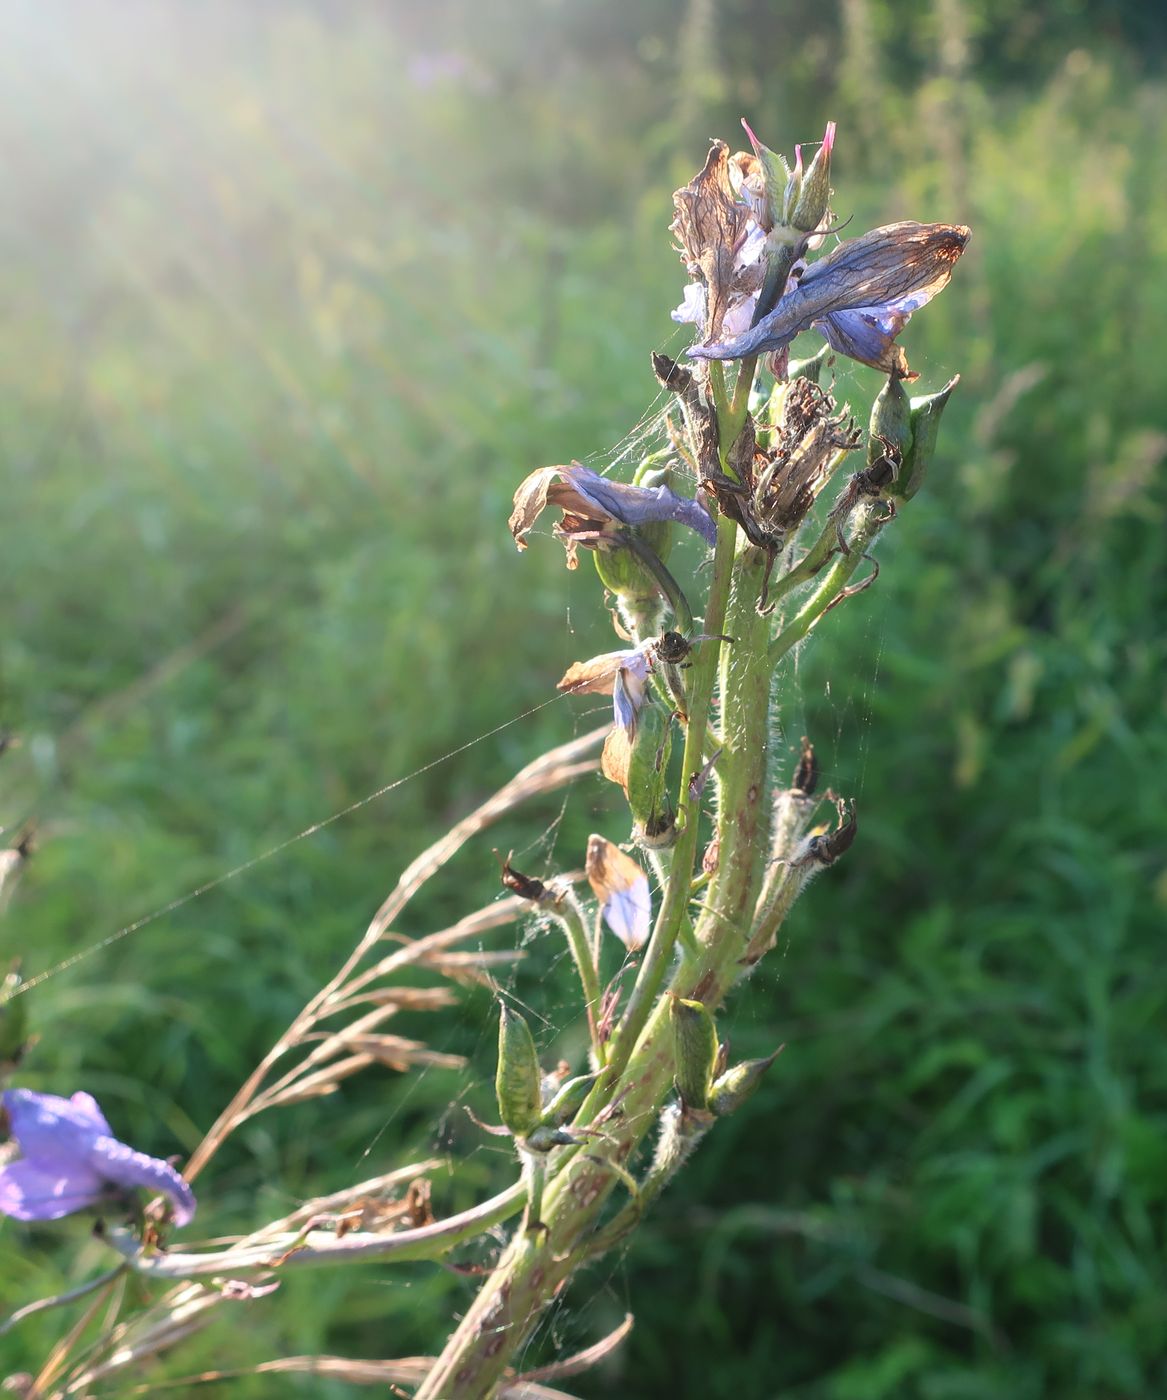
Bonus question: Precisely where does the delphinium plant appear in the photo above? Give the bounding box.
[0,120,967,1398]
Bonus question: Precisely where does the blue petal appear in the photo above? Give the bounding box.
[90,1136,197,1226]
[611,659,650,735]
[0,1159,106,1221]
[687,222,968,364]
[3,1089,102,1166]
[602,876,652,951]
[565,467,717,548]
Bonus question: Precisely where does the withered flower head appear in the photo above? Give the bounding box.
[509,462,714,568]
[690,221,970,380]
[752,378,860,537]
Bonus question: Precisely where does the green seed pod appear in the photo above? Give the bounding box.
[540,1071,599,1128]
[670,995,719,1113]
[709,1047,784,1117]
[899,375,960,501]
[868,374,914,487]
[789,124,834,234]
[495,1004,542,1138]
[786,344,832,386]
[626,700,676,847]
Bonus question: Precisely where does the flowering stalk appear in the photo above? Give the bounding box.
[416,119,968,1399]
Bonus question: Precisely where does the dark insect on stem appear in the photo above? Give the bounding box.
[494,850,547,903]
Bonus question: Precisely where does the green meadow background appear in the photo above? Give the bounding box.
[2,1,1165,1394]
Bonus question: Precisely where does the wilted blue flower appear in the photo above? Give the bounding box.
[688,221,970,378]
[586,835,652,951]
[0,1088,196,1226]
[510,461,715,567]
[558,642,654,736]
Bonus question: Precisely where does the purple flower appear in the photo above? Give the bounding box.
[688,221,970,379]
[0,1089,196,1226]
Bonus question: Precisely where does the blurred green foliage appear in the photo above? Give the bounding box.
[1,0,1165,1395]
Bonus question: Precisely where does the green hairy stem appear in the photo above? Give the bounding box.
[416,529,775,1400]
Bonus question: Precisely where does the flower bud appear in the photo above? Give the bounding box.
[670,995,719,1113]
[709,1047,783,1117]
[740,119,792,234]
[897,375,960,501]
[495,1004,542,1138]
[741,119,834,237]
[626,700,676,848]
[789,122,834,234]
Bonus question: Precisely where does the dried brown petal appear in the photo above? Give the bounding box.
[671,141,750,342]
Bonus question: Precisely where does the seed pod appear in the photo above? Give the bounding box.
[592,461,676,602]
[709,1047,784,1117]
[786,344,831,386]
[626,700,676,847]
[495,1004,542,1138]
[789,122,834,234]
[670,995,719,1113]
[868,374,914,486]
[899,375,960,501]
[541,1072,599,1128]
